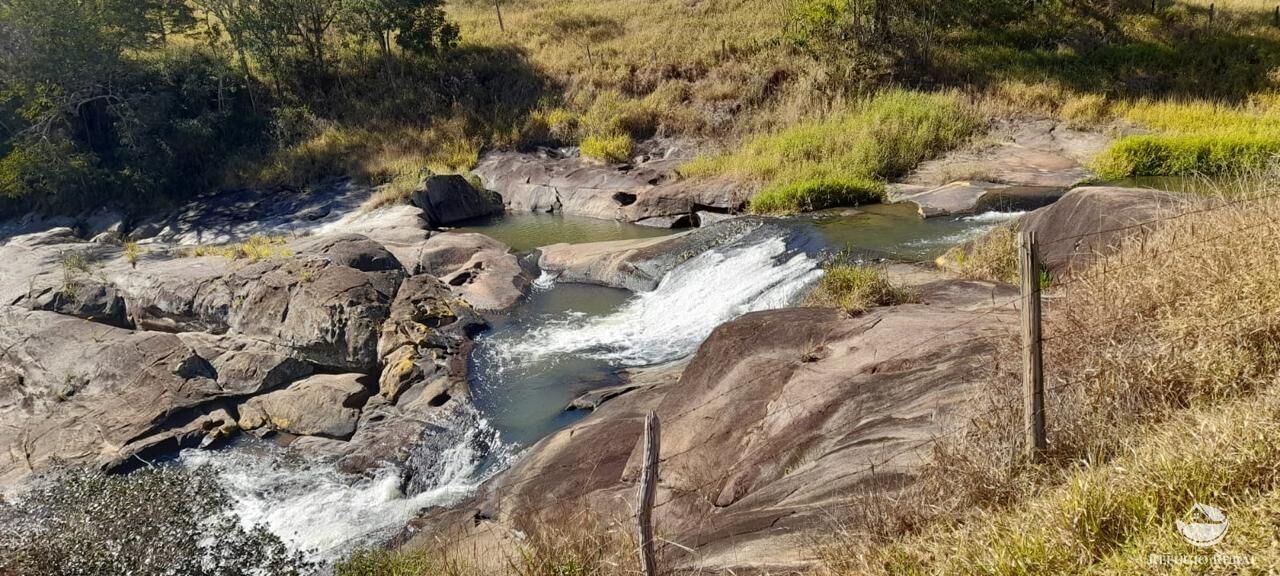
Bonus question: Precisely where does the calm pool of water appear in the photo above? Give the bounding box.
[455,212,672,252]
[811,203,1024,261]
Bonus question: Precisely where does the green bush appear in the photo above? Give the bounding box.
[1092,135,1280,179]
[580,132,634,163]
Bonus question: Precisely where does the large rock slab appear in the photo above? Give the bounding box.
[407,277,1019,573]
[110,234,404,372]
[1021,186,1189,276]
[472,151,749,226]
[904,119,1109,189]
[888,180,1064,218]
[0,307,311,487]
[417,233,532,312]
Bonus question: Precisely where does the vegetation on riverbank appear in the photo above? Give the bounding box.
[822,171,1280,574]
[681,90,980,214]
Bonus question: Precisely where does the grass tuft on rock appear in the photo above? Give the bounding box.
[580,132,634,163]
[937,222,1020,283]
[807,263,914,314]
[681,89,981,214]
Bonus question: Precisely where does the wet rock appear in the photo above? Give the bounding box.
[537,217,798,291]
[411,175,503,228]
[238,374,373,439]
[889,181,1064,218]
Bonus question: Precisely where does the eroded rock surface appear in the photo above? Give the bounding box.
[473,151,750,227]
[238,374,373,439]
[407,276,1018,573]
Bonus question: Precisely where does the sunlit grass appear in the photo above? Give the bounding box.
[681,89,981,214]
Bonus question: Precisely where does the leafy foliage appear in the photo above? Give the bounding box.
[0,467,312,576]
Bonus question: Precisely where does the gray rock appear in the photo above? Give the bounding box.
[409,276,1019,573]
[24,280,132,329]
[411,175,503,228]
[473,151,748,224]
[238,374,373,439]
[0,307,239,486]
[1021,186,1189,276]
[888,181,1063,218]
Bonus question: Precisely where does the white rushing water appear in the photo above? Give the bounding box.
[905,210,1027,249]
[488,233,824,368]
[179,409,511,564]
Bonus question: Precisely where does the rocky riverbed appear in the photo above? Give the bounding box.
[0,137,1182,570]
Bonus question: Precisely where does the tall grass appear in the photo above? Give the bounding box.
[1093,100,1280,179]
[823,168,1280,573]
[806,263,915,314]
[680,90,982,214]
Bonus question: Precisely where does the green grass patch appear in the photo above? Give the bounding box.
[681,89,981,214]
[580,132,634,163]
[807,263,914,314]
[1093,100,1280,179]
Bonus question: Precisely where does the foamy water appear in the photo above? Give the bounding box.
[484,233,823,369]
[179,408,511,564]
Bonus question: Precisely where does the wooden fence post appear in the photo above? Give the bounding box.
[1209,3,1216,24]
[636,411,660,576]
[1019,230,1046,459]
[494,0,505,32]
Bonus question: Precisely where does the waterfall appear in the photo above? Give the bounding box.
[178,407,511,564]
[486,225,825,369]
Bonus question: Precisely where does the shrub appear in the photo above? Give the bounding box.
[937,222,1020,283]
[0,467,310,576]
[580,133,634,163]
[807,263,914,314]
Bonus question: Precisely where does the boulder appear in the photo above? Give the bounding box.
[376,274,485,402]
[411,175,503,228]
[415,232,532,312]
[313,204,432,271]
[110,234,404,372]
[406,276,1019,573]
[237,374,372,439]
[1021,186,1189,276]
[22,280,131,329]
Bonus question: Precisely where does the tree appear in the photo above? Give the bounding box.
[343,0,458,60]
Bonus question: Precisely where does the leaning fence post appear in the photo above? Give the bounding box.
[1019,230,1046,459]
[636,411,660,576]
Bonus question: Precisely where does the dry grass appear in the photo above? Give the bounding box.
[822,168,1280,573]
[936,222,1019,283]
[181,235,294,262]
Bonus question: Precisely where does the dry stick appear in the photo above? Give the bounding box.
[637,411,660,576]
[1020,230,1047,458]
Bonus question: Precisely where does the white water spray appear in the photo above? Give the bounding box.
[179,410,511,564]
[487,233,823,368]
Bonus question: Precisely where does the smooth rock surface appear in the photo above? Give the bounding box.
[406,275,1019,573]
[1021,186,1189,276]
[889,180,1064,218]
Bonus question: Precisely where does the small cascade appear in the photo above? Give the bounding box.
[178,406,512,565]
